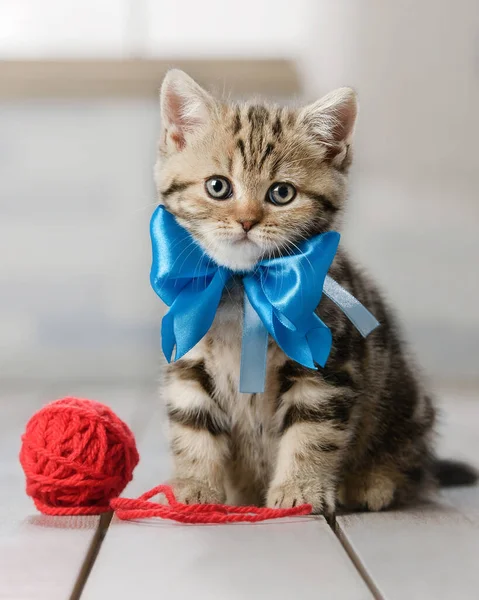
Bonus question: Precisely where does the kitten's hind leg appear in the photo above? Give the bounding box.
[339,468,398,512]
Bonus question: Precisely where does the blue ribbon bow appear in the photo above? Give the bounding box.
[150,205,379,393]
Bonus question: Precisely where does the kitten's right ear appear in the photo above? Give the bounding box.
[300,87,357,167]
[159,69,215,155]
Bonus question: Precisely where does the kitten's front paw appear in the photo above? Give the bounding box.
[168,478,225,505]
[267,479,336,516]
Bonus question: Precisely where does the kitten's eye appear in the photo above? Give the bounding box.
[267,182,297,206]
[205,176,232,200]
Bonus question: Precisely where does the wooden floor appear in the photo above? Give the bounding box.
[1,385,477,600]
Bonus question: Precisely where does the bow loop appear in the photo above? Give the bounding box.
[256,231,340,327]
[150,206,230,361]
[242,231,340,367]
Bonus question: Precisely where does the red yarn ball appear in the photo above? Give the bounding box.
[20,397,140,515]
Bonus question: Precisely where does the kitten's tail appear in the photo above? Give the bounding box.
[434,459,478,487]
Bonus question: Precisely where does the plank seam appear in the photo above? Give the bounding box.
[69,512,113,600]
[328,516,385,600]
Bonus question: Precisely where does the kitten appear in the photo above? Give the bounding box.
[154,69,476,514]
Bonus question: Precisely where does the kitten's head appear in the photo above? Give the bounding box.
[155,69,357,271]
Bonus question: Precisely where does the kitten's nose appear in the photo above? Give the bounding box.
[239,219,258,232]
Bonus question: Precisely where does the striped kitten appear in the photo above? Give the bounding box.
[155,69,475,514]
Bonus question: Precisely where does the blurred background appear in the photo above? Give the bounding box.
[0,0,477,386]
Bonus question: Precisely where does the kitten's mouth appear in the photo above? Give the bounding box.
[232,235,256,246]
[230,231,259,247]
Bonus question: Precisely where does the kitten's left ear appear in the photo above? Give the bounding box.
[300,87,358,167]
[159,69,216,155]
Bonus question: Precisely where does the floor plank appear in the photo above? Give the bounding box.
[336,390,479,600]
[83,395,373,600]
[0,384,153,600]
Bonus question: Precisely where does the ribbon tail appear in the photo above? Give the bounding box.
[239,290,268,394]
[306,319,333,367]
[162,269,229,361]
[323,275,380,337]
[161,312,176,362]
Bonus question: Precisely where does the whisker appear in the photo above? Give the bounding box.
[129,200,161,215]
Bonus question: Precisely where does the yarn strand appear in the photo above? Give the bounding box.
[111,485,312,524]
[32,498,112,516]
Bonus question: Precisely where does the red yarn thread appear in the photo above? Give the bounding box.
[20,397,139,515]
[111,485,312,523]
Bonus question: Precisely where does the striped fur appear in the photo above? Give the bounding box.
[154,70,473,514]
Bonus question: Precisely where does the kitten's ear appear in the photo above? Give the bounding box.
[300,87,357,166]
[159,69,215,154]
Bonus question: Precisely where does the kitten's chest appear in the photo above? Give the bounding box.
[205,294,245,409]
[205,279,248,384]
[203,291,284,428]
[198,291,285,488]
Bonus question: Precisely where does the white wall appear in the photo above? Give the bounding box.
[0,99,161,381]
[0,1,131,56]
[0,0,310,58]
